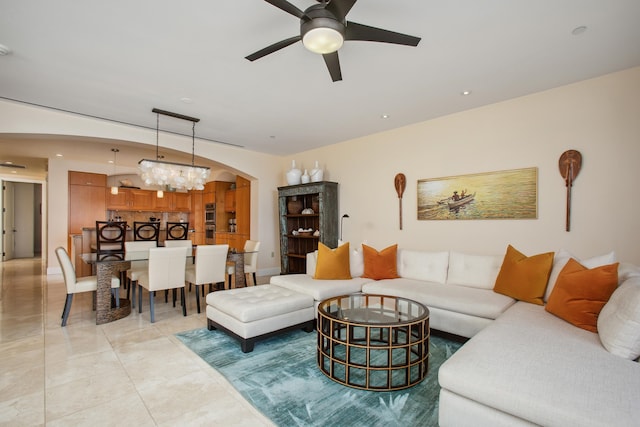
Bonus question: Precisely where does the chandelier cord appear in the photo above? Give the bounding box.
[192,121,195,166]
[156,112,160,160]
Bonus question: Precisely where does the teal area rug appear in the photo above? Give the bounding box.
[176,328,462,427]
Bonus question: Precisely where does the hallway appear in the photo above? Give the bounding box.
[0,257,273,426]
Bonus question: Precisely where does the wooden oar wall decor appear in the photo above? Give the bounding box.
[394,173,406,230]
[559,150,582,232]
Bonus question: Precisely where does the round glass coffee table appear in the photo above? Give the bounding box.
[317,293,430,391]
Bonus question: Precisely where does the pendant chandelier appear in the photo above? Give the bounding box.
[138,108,211,191]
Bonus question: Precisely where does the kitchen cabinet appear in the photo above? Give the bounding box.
[106,188,155,211]
[190,190,204,245]
[235,185,250,235]
[278,181,338,275]
[69,171,107,234]
[106,188,191,212]
[224,189,236,212]
[203,181,216,205]
[153,191,191,212]
[68,171,107,276]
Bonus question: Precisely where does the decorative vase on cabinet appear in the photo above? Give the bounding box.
[286,160,302,185]
[310,161,324,182]
[278,181,339,275]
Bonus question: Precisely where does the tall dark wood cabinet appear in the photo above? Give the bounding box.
[278,181,338,274]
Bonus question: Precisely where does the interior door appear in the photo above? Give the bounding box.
[13,182,35,258]
[2,181,15,260]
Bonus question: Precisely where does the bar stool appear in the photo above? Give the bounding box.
[95,220,127,259]
[133,221,160,243]
[166,222,189,240]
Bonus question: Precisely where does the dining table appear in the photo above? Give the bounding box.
[82,246,255,324]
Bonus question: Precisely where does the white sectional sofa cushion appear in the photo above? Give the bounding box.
[269,274,370,302]
[398,249,449,284]
[447,251,503,289]
[439,301,640,427]
[362,278,514,320]
[597,276,640,360]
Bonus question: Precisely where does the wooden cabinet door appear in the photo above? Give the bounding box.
[69,171,107,186]
[216,232,230,245]
[106,188,129,210]
[236,185,250,235]
[203,191,215,205]
[173,192,191,211]
[69,184,106,233]
[153,192,173,210]
[129,189,155,210]
[224,189,236,212]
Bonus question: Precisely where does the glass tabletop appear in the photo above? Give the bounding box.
[318,293,428,325]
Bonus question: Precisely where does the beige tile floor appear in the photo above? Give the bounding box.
[0,257,275,426]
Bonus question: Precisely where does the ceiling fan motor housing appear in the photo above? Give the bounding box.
[301,5,346,45]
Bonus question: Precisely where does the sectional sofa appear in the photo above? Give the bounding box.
[210,244,640,426]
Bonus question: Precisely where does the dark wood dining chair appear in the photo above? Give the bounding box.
[133,221,160,243]
[95,221,127,259]
[166,222,189,240]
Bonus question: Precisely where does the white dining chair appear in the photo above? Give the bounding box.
[135,246,188,323]
[124,240,156,308]
[227,240,261,287]
[163,239,193,253]
[185,244,229,313]
[55,246,120,326]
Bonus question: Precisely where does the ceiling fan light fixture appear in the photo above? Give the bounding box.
[303,26,344,54]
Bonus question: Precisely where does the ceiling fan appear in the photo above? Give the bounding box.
[245,0,421,82]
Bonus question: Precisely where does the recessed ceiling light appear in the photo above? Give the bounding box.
[381,114,390,119]
[571,26,587,36]
[56,153,63,157]
[0,44,11,56]
[180,97,193,104]
[461,90,472,96]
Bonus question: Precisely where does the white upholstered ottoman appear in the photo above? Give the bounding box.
[206,284,315,352]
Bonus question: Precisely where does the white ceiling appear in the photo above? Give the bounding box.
[1,0,640,175]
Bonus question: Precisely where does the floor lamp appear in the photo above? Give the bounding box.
[340,214,349,241]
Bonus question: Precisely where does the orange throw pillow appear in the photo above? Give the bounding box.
[362,244,400,280]
[493,245,554,305]
[314,242,352,280]
[545,258,619,332]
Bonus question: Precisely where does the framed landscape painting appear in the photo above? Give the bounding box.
[417,167,538,220]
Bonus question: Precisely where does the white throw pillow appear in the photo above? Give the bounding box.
[338,240,364,277]
[447,251,502,289]
[306,250,318,276]
[597,277,640,360]
[398,249,449,284]
[544,249,616,302]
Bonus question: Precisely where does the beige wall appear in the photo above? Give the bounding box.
[2,66,639,274]
[285,67,640,264]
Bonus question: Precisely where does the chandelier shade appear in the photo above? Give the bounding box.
[138,108,211,191]
[138,158,210,191]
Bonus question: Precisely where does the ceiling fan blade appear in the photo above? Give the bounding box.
[345,21,421,46]
[322,51,342,82]
[325,0,358,21]
[245,36,301,61]
[263,0,306,19]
